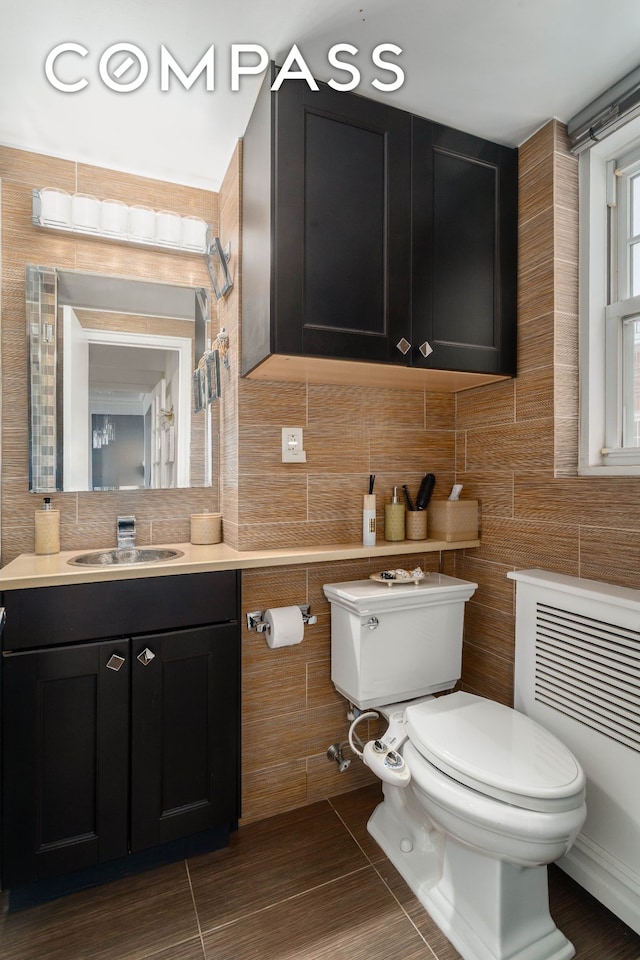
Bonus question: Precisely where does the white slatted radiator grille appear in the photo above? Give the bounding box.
[535,602,640,753]
[513,571,640,934]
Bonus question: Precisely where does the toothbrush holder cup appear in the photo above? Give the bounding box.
[405,510,428,540]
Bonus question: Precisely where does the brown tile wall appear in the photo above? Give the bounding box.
[218,148,458,553]
[456,120,640,707]
[1,141,465,826]
[225,120,640,823]
[215,140,466,822]
[217,143,241,547]
[0,146,220,562]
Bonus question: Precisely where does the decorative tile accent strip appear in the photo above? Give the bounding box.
[26,264,58,492]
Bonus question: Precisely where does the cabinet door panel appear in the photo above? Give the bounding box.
[304,112,385,335]
[432,150,496,347]
[1,640,129,887]
[130,624,239,851]
[273,81,411,363]
[412,118,517,375]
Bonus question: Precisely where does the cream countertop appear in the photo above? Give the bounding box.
[0,538,480,591]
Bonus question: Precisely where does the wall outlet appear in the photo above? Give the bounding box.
[281,427,307,463]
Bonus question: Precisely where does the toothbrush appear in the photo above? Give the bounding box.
[402,485,415,511]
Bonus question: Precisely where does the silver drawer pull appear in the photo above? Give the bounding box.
[396,337,411,355]
[106,654,125,672]
[137,647,156,666]
[419,340,433,358]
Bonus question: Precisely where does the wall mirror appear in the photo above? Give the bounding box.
[27,265,214,493]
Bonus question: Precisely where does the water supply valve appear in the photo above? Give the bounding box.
[327,742,351,773]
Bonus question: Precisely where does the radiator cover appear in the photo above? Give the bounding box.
[510,568,640,936]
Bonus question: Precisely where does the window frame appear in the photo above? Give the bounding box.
[579,114,640,476]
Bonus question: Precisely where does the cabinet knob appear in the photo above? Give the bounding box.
[395,337,411,356]
[419,341,433,358]
[137,647,156,667]
[106,654,125,672]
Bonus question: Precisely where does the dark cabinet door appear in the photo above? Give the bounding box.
[272,81,412,364]
[130,624,239,852]
[411,118,517,375]
[242,70,518,382]
[1,640,129,887]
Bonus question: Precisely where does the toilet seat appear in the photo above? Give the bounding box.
[405,691,585,813]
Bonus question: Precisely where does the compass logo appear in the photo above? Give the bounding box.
[44,42,405,94]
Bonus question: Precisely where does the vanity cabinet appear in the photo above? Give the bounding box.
[241,67,517,385]
[1,571,240,891]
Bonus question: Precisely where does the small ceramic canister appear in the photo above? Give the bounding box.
[405,510,427,540]
[190,512,222,544]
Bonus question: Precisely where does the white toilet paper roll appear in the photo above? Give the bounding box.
[264,606,304,649]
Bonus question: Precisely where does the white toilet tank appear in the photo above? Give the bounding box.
[323,574,477,709]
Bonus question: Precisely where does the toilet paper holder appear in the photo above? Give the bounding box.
[246,605,317,633]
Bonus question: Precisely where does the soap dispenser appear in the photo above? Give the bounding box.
[384,486,405,542]
[35,497,60,555]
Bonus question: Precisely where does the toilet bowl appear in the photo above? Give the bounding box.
[405,739,585,866]
[323,576,587,960]
[404,692,586,866]
[367,694,586,960]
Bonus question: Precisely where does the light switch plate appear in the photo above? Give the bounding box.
[281,427,307,463]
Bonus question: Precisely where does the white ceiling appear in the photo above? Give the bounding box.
[2,0,640,192]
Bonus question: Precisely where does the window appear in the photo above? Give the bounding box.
[579,114,640,475]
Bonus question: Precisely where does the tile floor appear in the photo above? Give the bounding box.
[1,784,639,960]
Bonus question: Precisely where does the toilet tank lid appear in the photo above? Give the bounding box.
[405,692,586,804]
[323,575,477,613]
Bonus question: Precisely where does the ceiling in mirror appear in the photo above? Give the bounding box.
[56,270,202,321]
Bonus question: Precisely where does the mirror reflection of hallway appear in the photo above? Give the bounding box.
[63,309,190,490]
[91,414,145,490]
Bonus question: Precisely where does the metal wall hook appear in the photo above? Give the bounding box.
[204,228,233,300]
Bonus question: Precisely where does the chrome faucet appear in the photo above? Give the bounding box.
[116,515,136,549]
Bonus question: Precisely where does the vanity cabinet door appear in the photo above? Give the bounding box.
[1,639,130,887]
[130,623,239,852]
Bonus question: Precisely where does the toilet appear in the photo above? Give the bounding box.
[323,574,586,960]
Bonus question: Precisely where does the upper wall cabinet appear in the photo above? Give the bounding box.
[241,68,518,391]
